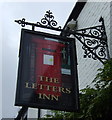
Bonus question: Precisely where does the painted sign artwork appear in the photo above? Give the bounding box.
[15,29,79,112]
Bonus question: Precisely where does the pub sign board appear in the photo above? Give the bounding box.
[15,29,79,112]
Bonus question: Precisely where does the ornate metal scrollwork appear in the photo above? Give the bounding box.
[37,10,61,29]
[15,12,109,64]
[74,17,108,63]
[15,10,62,31]
[15,18,26,27]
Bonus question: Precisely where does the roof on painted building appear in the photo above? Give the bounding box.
[61,0,87,33]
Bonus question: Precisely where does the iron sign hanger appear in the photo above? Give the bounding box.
[15,10,62,31]
[15,10,109,120]
[15,10,109,64]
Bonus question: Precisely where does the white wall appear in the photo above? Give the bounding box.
[75,2,111,89]
[28,108,47,118]
[28,108,38,119]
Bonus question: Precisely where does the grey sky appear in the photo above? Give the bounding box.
[1,2,76,118]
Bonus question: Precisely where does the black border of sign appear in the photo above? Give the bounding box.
[15,28,79,112]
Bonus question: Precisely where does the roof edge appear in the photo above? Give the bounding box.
[61,0,87,35]
[68,0,87,21]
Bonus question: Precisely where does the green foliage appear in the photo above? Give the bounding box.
[93,58,112,89]
[44,59,112,120]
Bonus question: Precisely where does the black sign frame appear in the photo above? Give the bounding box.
[15,29,79,112]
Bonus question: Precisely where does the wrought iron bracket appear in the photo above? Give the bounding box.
[73,17,110,64]
[15,11,109,64]
[15,10,62,31]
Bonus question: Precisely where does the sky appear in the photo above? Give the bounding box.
[1,1,76,118]
[1,0,111,119]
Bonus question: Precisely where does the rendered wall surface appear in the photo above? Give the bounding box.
[75,1,111,89]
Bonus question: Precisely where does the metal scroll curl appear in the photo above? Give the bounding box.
[90,28,102,37]
[83,37,107,60]
[78,26,103,38]
[15,18,26,27]
[37,10,61,29]
[74,17,109,63]
[75,32,108,62]
[15,10,62,31]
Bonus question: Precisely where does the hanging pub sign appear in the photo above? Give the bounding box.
[15,29,79,112]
